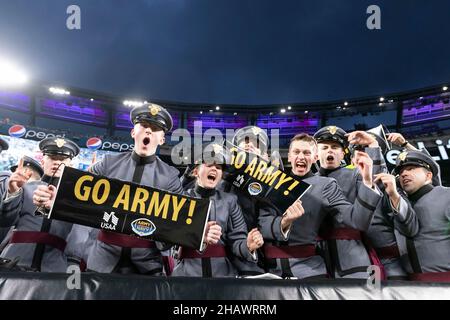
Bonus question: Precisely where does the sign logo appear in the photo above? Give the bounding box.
[8,125,26,138]
[101,211,118,231]
[233,174,245,188]
[86,137,102,150]
[248,182,263,196]
[131,218,156,237]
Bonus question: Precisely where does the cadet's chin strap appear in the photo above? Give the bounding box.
[31,162,67,271]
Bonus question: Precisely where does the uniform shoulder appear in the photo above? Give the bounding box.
[217,189,238,202]
[155,156,180,177]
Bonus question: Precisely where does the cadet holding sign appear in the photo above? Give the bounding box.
[172,143,263,278]
[258,133,382,279]
[42,103,185,275]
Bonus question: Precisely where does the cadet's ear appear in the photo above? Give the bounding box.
[426,170,433,183]
[192,166,199,178]
[131,128,135,139]
[159,134,165,145]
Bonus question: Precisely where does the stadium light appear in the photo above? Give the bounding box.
[280,108,286,113]
[215,106,220,111]
[49,87,70,95]
[90,98,94,101]
[444,86,448,91]
[200,111,203,114]
[344,102,348,106]
[379,97,385,102]
[209,109,213,112]
[233,112,238,116]
[123,100,144,108]
[0,59,28,86]
[304,110,309,114]
[287,106,292,110]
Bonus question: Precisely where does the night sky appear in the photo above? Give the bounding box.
[1,0,450,105]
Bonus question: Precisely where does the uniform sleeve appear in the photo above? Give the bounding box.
[324,179,381,231]
[365,147,387,175]
[389,195,419,237]
[0,188,23,227]
[225,197,256,262]
[89,157,106,176]
[258,204,288,242]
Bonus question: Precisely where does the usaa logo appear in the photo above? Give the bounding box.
[131,218,156,237]
[248,182,263,196]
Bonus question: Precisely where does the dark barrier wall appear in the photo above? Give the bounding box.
[0,273,449,300]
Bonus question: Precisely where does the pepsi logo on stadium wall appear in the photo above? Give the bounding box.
[8,125,26,138]
[86,137,102,150]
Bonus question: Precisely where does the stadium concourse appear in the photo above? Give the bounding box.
[0,82,450,300]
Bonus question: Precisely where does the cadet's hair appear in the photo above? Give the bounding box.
[289,133,318,151]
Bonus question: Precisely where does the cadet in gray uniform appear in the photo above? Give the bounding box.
[0,138,80,272]
[86,103,183,274]
[391,150,450,282]
[0,138,11,247]
[313,126,386,279]
[173,143,264,277]
[258,133,382,279]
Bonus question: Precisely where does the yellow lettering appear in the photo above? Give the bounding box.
[113,184,130,211]
[74,175,94,201]
[244,157,258,176]
[147,192,170,219]
[274,173,293,190]
[261,166,281,186]
[171,196,187,222]
[253,160,268,180]
[130,187,149,214]
[234,151,246,170]
[92,179,110,205]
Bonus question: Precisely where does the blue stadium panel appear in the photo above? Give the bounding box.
[0,90,31,112]
[256,114,320,136]
[37,96,108,125]
[186,114,248,134]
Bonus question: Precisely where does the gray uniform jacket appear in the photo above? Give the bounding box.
[398,185,450,275]
[172,185,257,277]
[0,178,74,272]
[0,171,11,246]
[87,151,183,274]
[319,147,386,278]
[258,171,382,279]
[366,194,419,278]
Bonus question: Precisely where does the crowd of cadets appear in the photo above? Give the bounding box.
[0,104,449,282]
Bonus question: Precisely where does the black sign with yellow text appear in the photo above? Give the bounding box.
[48,167,211,250]
[225,144,311,214]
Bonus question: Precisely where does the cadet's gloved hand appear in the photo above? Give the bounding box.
[247,228,264,252]
[33,185,57,209]
[204,221,222,245]
[281,200,304,232]
[8,158,32,194]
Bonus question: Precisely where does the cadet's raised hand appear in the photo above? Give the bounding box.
[33,185,57,209]
[204,221,222,245]
[346,131,378,147]
[8,158,32,194]
[374,173,401,208]
[281,200,304,231]
[247,228,264,252]
[354,151,374,188]
[387,133,417,150]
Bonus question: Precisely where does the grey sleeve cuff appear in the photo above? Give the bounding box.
[391,197,408,222]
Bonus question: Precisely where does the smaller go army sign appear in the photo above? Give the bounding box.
[48,167,211,250]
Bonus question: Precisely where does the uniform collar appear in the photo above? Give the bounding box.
[194,183,216,198]
[299,170,315,179]
[318,166,341,176]
[408,183,434,203]
[131,151,156,164]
